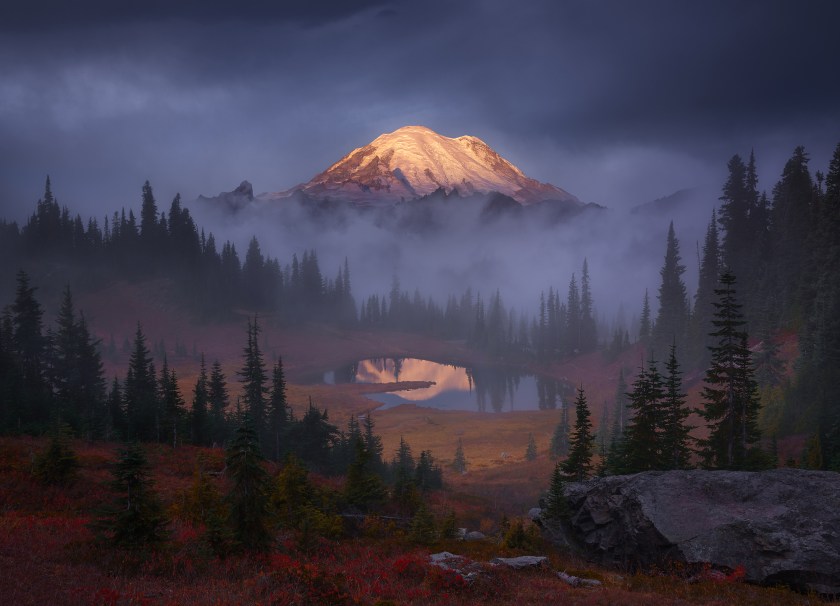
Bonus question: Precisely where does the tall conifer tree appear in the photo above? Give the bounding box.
[238,316,268,445]
[653,222,690,359]
[699,272,763,469]
[560,386,595,481]
[124,324,157,441]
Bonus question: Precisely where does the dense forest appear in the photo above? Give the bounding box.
[1,142,839,470]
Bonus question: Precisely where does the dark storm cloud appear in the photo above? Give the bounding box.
[1,0,838,221]
[1,1,397,31]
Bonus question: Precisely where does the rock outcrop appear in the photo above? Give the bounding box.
[548,469,840,595]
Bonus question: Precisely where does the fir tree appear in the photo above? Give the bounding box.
[238,316,268,445]
[191,355,209,446]
[638,289,652,344]
[392,436,418,507]
[543,462,570,521]
[754,322,784,388]
[652,222,690,358]
[579,259,598,352]
[525,432,538,461]
[158,357,186,447]
[288,400,338,473]
[272,454,315,530]
[105,377,125,441]
[267,357,289,461]
[550,405,570,458]
[699,272,763,469]
[225,417,272,550]
[612,368,630,437]
[123,324,157,441]
[661,344,693,469]
[719,155,753,285]
[11,270,50,430]
[95,443,169,548]
[452,437,467,474]
[344,437,386,511]
[362,413,384,473]
[414,450,442,492]
[566,274,581,354]
[208,360,230,446]
[691,210,721,368]
[139,181,160,254]
[409,501,437,545]
[33,422,79,485]
[622,358,666,472]
[770,146,813,322]
[73,314,106,439]
[560,386,595,481]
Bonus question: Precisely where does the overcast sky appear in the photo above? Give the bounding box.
[1,0,839,223]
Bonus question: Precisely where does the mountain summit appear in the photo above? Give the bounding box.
[284,125,580,206]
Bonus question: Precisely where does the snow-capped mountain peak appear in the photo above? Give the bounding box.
[286,125,580,206]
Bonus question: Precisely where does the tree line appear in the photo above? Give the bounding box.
[1,178,356,325]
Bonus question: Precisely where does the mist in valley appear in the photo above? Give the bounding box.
[184,184,719,336]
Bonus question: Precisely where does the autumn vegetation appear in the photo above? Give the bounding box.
[1,144,839,604]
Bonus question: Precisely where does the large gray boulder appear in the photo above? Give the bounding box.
[557,469,840,595]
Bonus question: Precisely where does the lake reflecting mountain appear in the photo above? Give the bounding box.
[325,358,572,413]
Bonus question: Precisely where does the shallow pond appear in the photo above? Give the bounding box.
[325,357,572,413]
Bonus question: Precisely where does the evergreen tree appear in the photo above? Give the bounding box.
[579,259,598,352]
[452,437,467,474]
[622,358,666,472]
[661,345,693,469]
[96,443,169,548]
[699,272,763,469]
[525,432,538,461]
[267,357,289,461]
[73,314,106,439]
[638,289,652,344]
[242,236,266,310]
[414,450,442,492]
[795,142,840,468]
[691,210,721,368]
[208,360,230,445]
[238,316,268,445]
[158,357,185,447]
[560,386,595,481]
[409,501,437,545]
[287,399,338,473]
[225,418,272,550]
[612,368,630,437]
[139,181,161,259]
[33,422,79,485]
[770,146,814,322]
[272,454,315,530]
[652,222,690,358]
[191,356,209,446]
[362,413,384,473]
[543,462,570,521]
[50,285,78,422]
[11,270,50,430]
[344,437,386,511]
[566,274,581,354]
[719,155,753,286]
[105,377,125,441]
[392,436,418,507]
[549,405,570,458]
[123,324,157,441]
[594,401,610,463]
[754,323,784,388]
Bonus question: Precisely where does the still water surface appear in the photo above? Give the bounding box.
[325,358,571,413]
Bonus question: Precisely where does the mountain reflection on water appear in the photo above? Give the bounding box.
[324,358,572,413]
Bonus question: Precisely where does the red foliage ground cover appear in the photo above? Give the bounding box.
[0,437,812,606]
